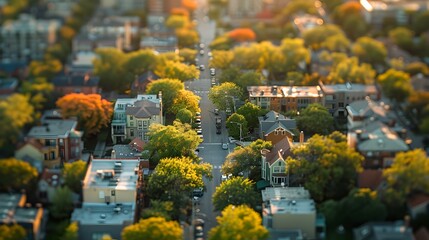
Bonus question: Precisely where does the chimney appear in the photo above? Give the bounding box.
[84,74,90,85]
[111,149,116,159]
[355,129,362,140]
[299,131,304,143]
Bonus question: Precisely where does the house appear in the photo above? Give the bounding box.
[37,168,62,204]
[319,81,379,117]
[71,158,141,240]
[147,0,182,15]
[0,77,18,98]
[140,14,178,53]
[353,221,414,240]
[52,73,100,96]
[406,190,429,219]
[261,187,323,240]
[261,138,292,187]
[15,139,45,173]
[346,98,396,130]
[20,114,84,168]
[293,14,324,35]
[130,71,159,94]
[111,94,163,144]
[411,73,429,92]
[247,85,323,112]
[0,193,48,240]
[259,110,297,144]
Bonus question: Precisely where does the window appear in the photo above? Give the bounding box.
[143,121,148,129]
[59,139,64,146]
[338,102,344,107]
[44,153,48,160]
[50,151,55,160]
[130,129,134,137]
[130,121,134,127]
[130,116,133,120]
[111,190,115,196]
[138,121,142,127]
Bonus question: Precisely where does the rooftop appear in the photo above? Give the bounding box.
[319,82,378,94]
[114,94,160,111]
[262,187,311,202]
[247,85,322,98]
[71,202,134,225]
[27,120,78,138]
[360,0,428,12]
[353,221,414,240]
[268,199,316,215]
[112,145,141,159]
[83,159,139,190]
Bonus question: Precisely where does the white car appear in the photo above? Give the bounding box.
[222,143,228,150]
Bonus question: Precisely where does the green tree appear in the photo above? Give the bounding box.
[287,132,364,201]
[171,90,200,115]
[235,72,263,94]
[327,57,376,84]
[236,102,262,129]
[332,2,368,39]
[146,78,184,113]
[208,205,269,240]
[176,28,199,48]
[0,158,37,191]
[63,160,87,193]
[93,48,128,92]
[296,103,334,135]
[413,10,429,35]
[280,38,310,72]
[407,91,429,120]
[302,24,344,50]
[175,108,193,124]
[51,186,74,219]
[209,82,243,111]
[123,49,157,77]
[56,94,113,136]
[218,67,241,85]
[178,48,197,64]
[141,200,174,220]
[0,225,26,240]
[383,149,429,207]
[232,45,261,70]
[63,222,78,240]
[0,94,34,148]
[145,121,202,162]
[165,15,189,29]
[209,35,233,50]
[213,177,260,211]
[155,60,199,81]
[28,59,63,80]
[352,37,387,66]
[21,77,55,111]
[404,61,429,76]
[222,140,272,181]
[377,69,413,102]
[122,217,183,240]
[209,50,234,70]
[389,27,414,53]
[226,113,248,140]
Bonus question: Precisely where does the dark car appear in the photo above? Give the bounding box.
[216,128,221,134]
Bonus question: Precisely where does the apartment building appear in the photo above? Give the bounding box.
[111,94,163,144]
[0,14,61,64]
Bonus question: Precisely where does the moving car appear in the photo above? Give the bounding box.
[222,143,228,150]
[216,128,221,134]
[199,64,205,71]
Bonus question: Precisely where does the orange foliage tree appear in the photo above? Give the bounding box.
[56,93,113,135]
[182,0,197,11]
[170,7,189,17]
[227,28,256,42]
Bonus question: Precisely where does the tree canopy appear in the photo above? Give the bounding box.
[296,103,334,135]
[122,217,183,240]
[227,28,256,42]
[208,205,269,240]
[377,69,413,102]
[63,160,87,193]
[352,37,387,66]
[0,158,37,191]
[0,225,26,240]
[50,186,74,219]
[170,90,200,115]
[287,132,364,202]
[236,102,262,129]
[93,48,128,92]
[209,82,243,111]
[56,93,113,135]
[226,113,248,140]
[213,177,260,211]
[155,60,199,81]
[146,78,185,113]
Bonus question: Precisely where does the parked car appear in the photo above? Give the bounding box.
[199,65,205,71]
[193,188,204,197]
[214,108,219,115]
[195,226,204,238]
[222,143,228,150]
[216,128,221,134]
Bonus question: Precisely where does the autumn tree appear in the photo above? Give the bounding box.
[209,50,234,70]
[28,58,63,80]
[236,102,262,129]
[320,33,351,53]
[232,45,262,70]
[122,217,183,240]
[176,28,199,48]
[56,94,113,135]
[209,35,233,50]
[377,69,413,102]
[227,28,256,42]
[146,78,184,113]
[213,177,260,211]
[327,56,376,84]
[50,186,74,219]
[123,49,157,77]
[407,91,429,120]
[182,0,197,11]
[280,38,310,72]
[165,15,188,29]
[389,27,414,53]
[302,24,344,50]
[222,140,272,181]
[297,103,334,135]
[145,121,202,163]
[171,90,200,115]
[178,48,197,64]
[209,82,243,111]
[352,37,387,66]
[141,200,174,220]
[63,222,78,240]
[332,2,368,39]
[0,225,26,240]
[155,60,199,81]
[175,108,193,124]
[93,48,128,92]
[287,132,364,202]
[226,113,248,140]
[63,160,87,193]
[0,158,37,191]
[278,0,317,23]
[20,77,55,111]
[0,94,34,149]
[404,61,429,76]
[208,205,269,240]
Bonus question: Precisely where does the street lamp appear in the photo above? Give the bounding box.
[224,95,236,113]
[230,121,242,141]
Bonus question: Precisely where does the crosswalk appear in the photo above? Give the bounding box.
[212,165,222,169]
[193,90,210,94]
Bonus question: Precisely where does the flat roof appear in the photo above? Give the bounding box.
[83,159,139,190]
[247,86,322,98]
[72,203,134,225]
[268,199,316,215]
[112,145,141,159]
[27,120,78,138]
[262,187,310,202]
[320,82,378,94]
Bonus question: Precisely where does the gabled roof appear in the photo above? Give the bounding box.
[129,138,145,152]
[16,139,44,151]
[125,100,160,118]
[262,138,292,166]
[356,121,409,152]
[347,98,394,122]
[259,111,297,135]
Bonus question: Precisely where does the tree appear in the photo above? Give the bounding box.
[236,102,262,129]
[0,94,34,148]
[178,48,197,64]
[56,93,113,135]
[208,205,269,240]
[145,121,202,162]
[176,28,199,48]
[123,49,157,77]
[146,78,184,113]
[389,27,414,53]
[227,28,256,42]
[278,0,317,22]
[213,177,260,211]
[51,186,74,219]
[122,217,183,240]
[175,108,193,124]
[413,10,429,35]
[226,113,248,140]
[63,222,78,240]
[287,132,364,201]
[0,158,37,191]
[302,24,344,50]
[327,57,376,84]
[182,0,197,11]
[232,45,262,70]
[382,149,429,207]
[209,82,242,111]
[155,60,199,81]
[296,103,334,135]
[28,59,63,79]
[280,38,310,72]
[63,160,87,193]
[0,225,26,240]
[147,157,212,218]
[165,15,189,29]
[20,77,55,111]
[404,61,429,76]
[235,71,263,93]
[334,3,368,40]
[407,91,429,120]
[320,33,351,53]
[320,188,387,229]
[222,140,272,181]
[141,200,174,220]
[209,50,234,70]
[352,37,387,66]
[171,90,200,115]
[377,69,413,102]
[93,48,128,92]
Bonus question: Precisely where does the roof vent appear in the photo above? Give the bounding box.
[100,214,106,219]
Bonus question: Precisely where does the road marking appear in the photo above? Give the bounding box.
[200,143,222,146]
